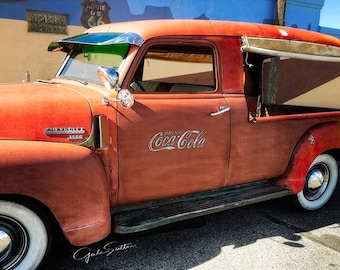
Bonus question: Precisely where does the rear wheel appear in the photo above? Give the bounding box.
[0,200,50,269]
[295,154,338,211]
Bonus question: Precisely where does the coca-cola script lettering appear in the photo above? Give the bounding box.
[148,130,207,152]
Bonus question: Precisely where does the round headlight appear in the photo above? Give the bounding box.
[117,89,134,108]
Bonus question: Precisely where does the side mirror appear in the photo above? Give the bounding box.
[97,66,119,89]
[102,89,135,109]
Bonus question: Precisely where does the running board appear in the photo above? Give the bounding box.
[113,181,292,234]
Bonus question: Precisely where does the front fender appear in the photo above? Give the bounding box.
[273,121,340,193]
[0,140,110,246]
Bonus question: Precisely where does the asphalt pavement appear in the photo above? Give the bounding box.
[42,184,340,270]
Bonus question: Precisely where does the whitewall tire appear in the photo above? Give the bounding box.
[0,200,50,269]
[295,154,338,211]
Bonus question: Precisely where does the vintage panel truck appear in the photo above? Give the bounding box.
[1,20,340,269]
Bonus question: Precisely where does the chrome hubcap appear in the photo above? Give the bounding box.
[0,230,11,262]
[0,215,28,269]
[304,164,329,201]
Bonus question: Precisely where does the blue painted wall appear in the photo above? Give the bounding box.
[0,0,84,25]
[0,0,339,36]
[285,0,324,31]
[0,0,276,25]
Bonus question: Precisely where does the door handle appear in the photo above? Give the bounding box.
[211,106,230,116]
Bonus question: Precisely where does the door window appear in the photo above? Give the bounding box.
[130,44,215,93]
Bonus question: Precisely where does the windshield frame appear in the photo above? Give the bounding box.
[50,32,144,86]
[56,43,130,85]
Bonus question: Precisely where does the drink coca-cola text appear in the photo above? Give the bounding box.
[148,130,208,152]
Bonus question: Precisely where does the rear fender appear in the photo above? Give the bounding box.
[273,121,340,193]
[0,140,111,246]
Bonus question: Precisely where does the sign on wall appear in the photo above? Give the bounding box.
[81,0,111,28]
[27,10,67,34]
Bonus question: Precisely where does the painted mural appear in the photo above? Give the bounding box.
[0,0,334,31]
[0,0,311,28]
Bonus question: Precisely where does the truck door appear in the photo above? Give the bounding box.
[116,39,231,204]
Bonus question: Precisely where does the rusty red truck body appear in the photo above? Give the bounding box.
[1,20,340,269]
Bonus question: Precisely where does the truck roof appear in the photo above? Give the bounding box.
[85,19,340,48]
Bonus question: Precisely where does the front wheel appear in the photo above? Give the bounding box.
[0,200,50,269]
[294,154,338,211]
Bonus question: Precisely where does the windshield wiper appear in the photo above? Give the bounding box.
[37,79,56,84]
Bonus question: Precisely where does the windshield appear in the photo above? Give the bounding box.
[58,43,130,85]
